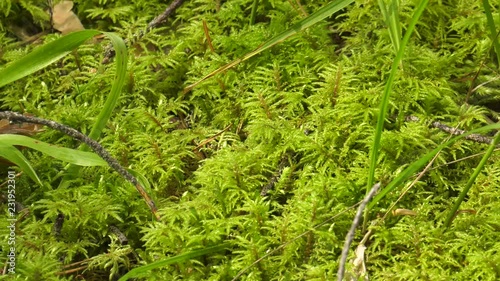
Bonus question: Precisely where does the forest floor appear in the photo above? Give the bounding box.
[1,0,500,280]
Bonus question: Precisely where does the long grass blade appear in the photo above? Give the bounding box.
[0,30,138,212]
[58,31,128,188]
[0,134,107,166]
[368,123,500,209]
[184,0,354,92]
[0,144,42,186]
[444,132,500,227]
[482,0,500,67]
[378,0,401,53]
[366,0,429,193]
[0,30,101,88]
[87,32,128,141]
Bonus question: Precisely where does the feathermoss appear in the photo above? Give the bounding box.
[1,0,500,280]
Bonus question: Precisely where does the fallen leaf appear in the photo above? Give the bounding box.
[392,208,417,216]
[0,118,44,136]
[0,115,44,166]
[51,1,85,35]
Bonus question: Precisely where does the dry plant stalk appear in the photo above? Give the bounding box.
[0,111,160,220]
[337,183,380,281]
[406,115,495,145]
[102,0,185,63]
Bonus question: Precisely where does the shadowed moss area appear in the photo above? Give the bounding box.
[0,0,499,280]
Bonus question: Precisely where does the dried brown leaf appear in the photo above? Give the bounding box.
[52,1,85,35]
[0,118,44,136]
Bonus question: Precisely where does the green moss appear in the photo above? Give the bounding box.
[1,0,499,280]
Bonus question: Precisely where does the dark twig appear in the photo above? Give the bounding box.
[337,183,380,281]
[261,154,289,196]
[102,0,186,63]
[0,111,160,220]
[108,225,129,245]
[406,115,495,145]
[53,213,65,238]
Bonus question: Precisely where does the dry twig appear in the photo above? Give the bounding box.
[337,183,380,281]
[0,111,160,220]
[406,115,495,145]
[102,0,186,63]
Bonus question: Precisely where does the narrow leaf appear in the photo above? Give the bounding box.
[368,123,500,209]
[367,0,429,193]
[0,30,101,88]
[0,134,107,166]
[184,0,354,92]
[445,131,500,227]
[0,144,42,186]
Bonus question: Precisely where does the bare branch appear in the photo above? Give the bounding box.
[406,115,495,145]
[0,111,160,220]
[337,183,380,281]
[102,0,186,63]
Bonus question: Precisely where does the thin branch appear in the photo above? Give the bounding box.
[337,183,380,281]
[102,0,186,63]
[193,124,232,151]
[109,225,129,245]
[0,111,160,220]
[406,115,495,145]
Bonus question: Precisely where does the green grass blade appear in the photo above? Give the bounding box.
[377,0,401,53]
[0,134,107,166]
[0,144,42,186]
[368,123,500,210]
[366,0,429,193]
[388,0,401,53]
[0,28,127,162]
[57,31,127,188]
[0,28,127,187]
[184,0,354,92]
[118,243,230,281]
[86,32,128,141]
[127,168,151,191]
[444,132,500,227]
[0,30,101,88]
[0,29,126,188]
[250,0,259,25]
[0,29,127,147]
[482,0,500,67]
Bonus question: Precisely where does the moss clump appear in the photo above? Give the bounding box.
[0,0,499,280]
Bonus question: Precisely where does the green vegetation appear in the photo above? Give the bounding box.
[1,0,500,280]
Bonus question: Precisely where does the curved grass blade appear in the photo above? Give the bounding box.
[118,243,230,281]
[0,134,107,166]
[0,30,144,215]
[0,29,127,149]
[0,144,42,186]
[368,123,500,210]
[56,31,127,187]
[183,0,354,93]
[482,0,500,67]
[377,0,401,53]
[0,30,101,88]
[86,31,127,142]
[366,0,429,193]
